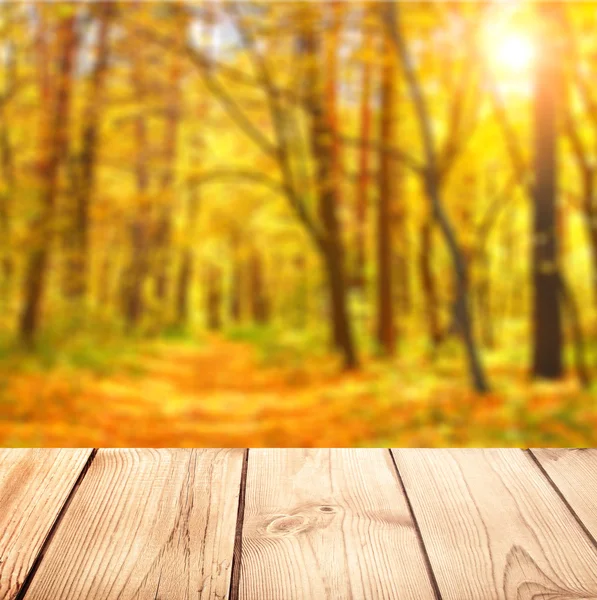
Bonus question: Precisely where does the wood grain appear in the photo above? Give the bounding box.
[392,448,597,600]
[531,448,597,541]
[23,449,244,600]
[0,448,93,600]
[237,448,435,600]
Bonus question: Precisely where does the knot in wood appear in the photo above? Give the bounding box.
[266,514,311,536]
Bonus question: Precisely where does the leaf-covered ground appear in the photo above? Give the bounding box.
[0,335,595,447]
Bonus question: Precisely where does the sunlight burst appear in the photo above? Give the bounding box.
[490,32,535,73]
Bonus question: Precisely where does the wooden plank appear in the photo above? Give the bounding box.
[531,448,597,541]
[0,448,93,600]
[238,448,436,600]
[24,449,244,600]
[392,448,597,600]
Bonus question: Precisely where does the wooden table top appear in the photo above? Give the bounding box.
[0,448,596,599]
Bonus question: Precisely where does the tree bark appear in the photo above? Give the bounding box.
[532,6,563,379]
[154,53,181,307]
[476,247,494,348]
[174,181,200,327]
[376,38,396,355]
[122,38,151,330]
[354,7,372,291]
[19,12,77,345]
[229,235,243,324]
[205,264,222,331]
[420,219,442,349]
[249,249,269,324]
[0,112,14,299]
[303,8,358,369]
[385,1,489,392]
[63,3,112,301]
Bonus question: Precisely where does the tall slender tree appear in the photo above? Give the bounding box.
[532,4,563,379]
[19,9,77,344]
[384,1,490,392]
[64,2,113,301]
[376,36,396,355]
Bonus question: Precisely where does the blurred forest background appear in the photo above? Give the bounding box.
[0,0,595,447]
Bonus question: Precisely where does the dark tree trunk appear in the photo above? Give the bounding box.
[229,235,243,323]
[205,265,222,331]
[175,251,192,327]
[532,6,563,379]
[0,116,14,297]
[0,40,14,295]
[376,40,396,355]
[476,247,494,348]
[122,29,151,331]
[154,57,181,307]
[122,214,150,330]
[19,15,76,345]
[322,246,357,368]
[294,254,308,329]
[249,250,269,324]
[175,184,200,327]
[303,12,358,370]
[385,2,489,392]
[63,3,111,301]
[354,12,372,291]
[420,219,442,348]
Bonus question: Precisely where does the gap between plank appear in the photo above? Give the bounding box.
[229,448,249,600]
[525,449,597,550]
[15,448,98,600]
[387,450,444,600]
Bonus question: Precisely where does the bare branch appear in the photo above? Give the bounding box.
[226,2,325,248]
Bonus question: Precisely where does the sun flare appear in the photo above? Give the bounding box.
[490,32,535,73]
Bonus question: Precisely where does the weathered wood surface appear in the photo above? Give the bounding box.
[531,448,597,542]
[237,448,435,600]
[392,448,597,600]
[0,448,596,600]
[0,448,93,600]
[22,449,244,600]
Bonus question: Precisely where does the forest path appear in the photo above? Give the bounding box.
[0,336,382,447]
[0,335,593,447]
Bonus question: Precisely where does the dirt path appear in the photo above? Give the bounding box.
[2,336,594,447]
[0,337,382,446]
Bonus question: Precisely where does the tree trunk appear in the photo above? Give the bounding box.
[205,264,222,331]
[303,6,358,370]
[154,54,181,307]
[420,219,442,348]
[19,13,77,345]
[385,1,489,392]
[63,3,112,301]
[249,249,269,324]
[376,38,396,355]
[229,233,243,323]
[354,8,372,291]
[0,34,15,299]
[175,184,200,327]
[175,251,192,327]
[294,254,309,329]
[532,6,563,379]
[121,186,150,330]
[0,114,14,300]
[122,22,151,331]
[476,247,494,348]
